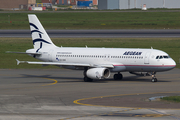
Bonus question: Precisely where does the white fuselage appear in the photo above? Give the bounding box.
[32,46,176,73]
[17,14,177,82]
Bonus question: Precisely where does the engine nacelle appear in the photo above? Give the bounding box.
[86,68,110,80]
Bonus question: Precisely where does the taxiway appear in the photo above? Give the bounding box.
[0,68,179,120]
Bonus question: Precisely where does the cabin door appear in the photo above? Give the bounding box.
[144,52,151,64]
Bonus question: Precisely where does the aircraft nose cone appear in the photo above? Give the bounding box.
[164,59,176,71]
[168,59,176,69]
[171,59,176,68]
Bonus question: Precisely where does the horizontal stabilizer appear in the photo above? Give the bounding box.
[6,51,41,55]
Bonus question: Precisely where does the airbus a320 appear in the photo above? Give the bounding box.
[11,14,176,82]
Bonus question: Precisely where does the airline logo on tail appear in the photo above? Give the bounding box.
[30,23,51,45]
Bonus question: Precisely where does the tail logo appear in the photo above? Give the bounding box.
[30,23,51,45]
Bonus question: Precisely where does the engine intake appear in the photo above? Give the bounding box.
[86,68,110,80]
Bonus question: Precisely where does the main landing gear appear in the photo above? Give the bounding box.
[114,72,123,80]
[151,72,157,82]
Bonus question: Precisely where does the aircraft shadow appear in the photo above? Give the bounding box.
[94,75,171,83]
[19,74,83,83]
[18,74,171,84]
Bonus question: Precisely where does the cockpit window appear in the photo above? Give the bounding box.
[156,55,170,59]
[163,56,169,59]
[159,56,163,59]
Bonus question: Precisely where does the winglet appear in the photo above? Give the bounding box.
[16,59,27,65]
[6,51,11,53]
[16,59,20,65]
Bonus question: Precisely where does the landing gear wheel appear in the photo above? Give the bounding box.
[114,73,123,80]
[151,72,157,82]
[114,74,118,80]
[84,77,93,82]
[118,74,123,80]
[151,78,157,82]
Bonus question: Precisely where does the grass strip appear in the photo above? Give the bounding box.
[0,37,179,69]
[1,12,180,29]
[161,96,180,103]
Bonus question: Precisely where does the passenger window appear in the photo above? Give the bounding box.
[156,56,159,59]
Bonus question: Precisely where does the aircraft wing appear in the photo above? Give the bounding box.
[16,59,114,68]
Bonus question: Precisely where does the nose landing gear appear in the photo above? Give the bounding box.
[151,72,157,82]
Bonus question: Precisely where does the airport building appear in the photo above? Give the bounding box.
[0,0,36,10]
[57,0,98,5]
[42,0,59,4]
[42,0,98,5]
[98,0,180,10]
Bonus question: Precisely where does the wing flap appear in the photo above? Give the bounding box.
[16,59,90,67]
[16,59,114,68]
[28,62,90,67]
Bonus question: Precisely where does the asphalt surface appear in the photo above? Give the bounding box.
[0,68,179,120]
[1,29,180,38]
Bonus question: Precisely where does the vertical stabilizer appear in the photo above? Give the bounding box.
[28,14,55,49]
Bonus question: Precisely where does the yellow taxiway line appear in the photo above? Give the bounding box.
[42,78,58,86]
[74,91,180,110]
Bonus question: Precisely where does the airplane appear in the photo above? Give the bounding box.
[11,14,176,82]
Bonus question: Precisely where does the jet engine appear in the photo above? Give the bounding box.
[86,68,110,80]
